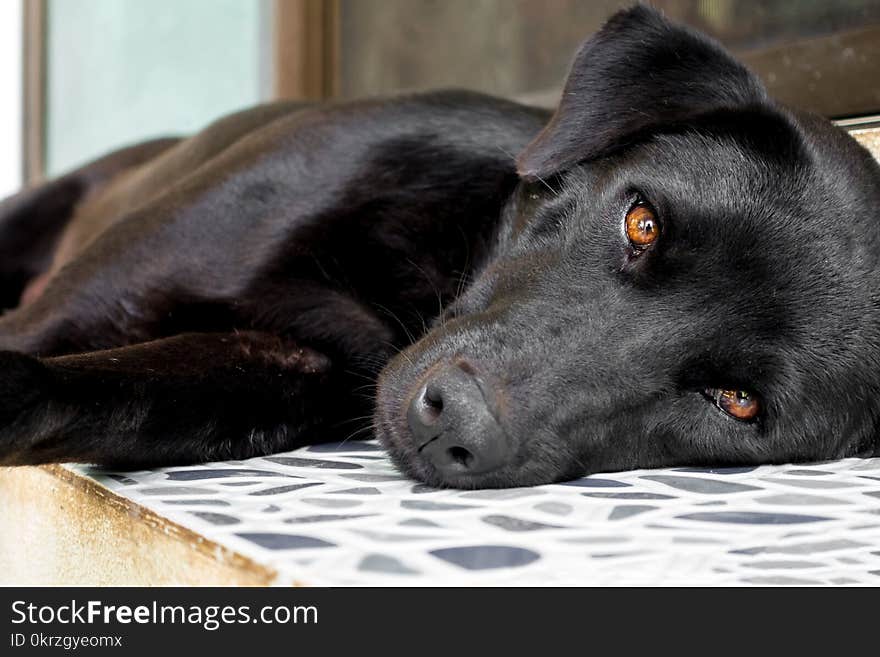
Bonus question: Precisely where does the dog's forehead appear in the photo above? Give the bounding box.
[556,114,880,362]
[631,125,809,210]
[613,114,879,256]
[643,118,880,370]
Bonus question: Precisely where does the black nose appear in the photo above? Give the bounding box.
[406,360,511,477]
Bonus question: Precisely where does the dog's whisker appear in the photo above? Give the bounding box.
[405,256,446,329]
[336,421,380,449]
[379,339,416,369]
[331,414,377,428]
[372,302,417,345]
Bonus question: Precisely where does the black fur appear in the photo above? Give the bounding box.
[1,6,878,488]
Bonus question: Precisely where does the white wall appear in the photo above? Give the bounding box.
[0,0,23,198]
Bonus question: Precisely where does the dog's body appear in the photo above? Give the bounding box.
[1,7,879,488]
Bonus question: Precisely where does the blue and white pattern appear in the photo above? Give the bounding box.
[74,441,880,585]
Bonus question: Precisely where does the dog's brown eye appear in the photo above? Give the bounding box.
[711,389,761,421]
[625,204,660,248]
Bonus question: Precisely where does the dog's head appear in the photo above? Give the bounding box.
[376,5,880,488]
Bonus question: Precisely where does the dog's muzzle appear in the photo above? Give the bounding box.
[405,358,514,479]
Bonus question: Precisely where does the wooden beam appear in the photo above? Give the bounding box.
[22,0,46,183]
[273,0,339,100]
[738,24,880,119]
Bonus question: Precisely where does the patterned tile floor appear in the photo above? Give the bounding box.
[73,441,880,585]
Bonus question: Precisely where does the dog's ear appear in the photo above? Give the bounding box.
[517,4,768,180]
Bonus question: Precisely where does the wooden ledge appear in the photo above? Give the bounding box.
[0,465,283,586]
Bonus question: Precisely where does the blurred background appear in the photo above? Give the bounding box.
[1,0,879,199]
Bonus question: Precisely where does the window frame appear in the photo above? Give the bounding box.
[18,0,880,183]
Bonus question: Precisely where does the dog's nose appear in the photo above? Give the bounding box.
[406,360,511,477]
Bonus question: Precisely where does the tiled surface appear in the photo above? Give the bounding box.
[72,442,880,585]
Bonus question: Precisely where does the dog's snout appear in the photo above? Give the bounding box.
[406,360,511,478]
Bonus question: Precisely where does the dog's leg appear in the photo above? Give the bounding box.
[0,331,366,468]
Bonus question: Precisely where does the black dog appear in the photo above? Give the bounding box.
[1,6,878,488]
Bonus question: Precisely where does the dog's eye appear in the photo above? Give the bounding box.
[625,203,660,250]
[708,388,761,421]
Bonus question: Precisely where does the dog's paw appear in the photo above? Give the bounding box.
[0,350,49,463]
